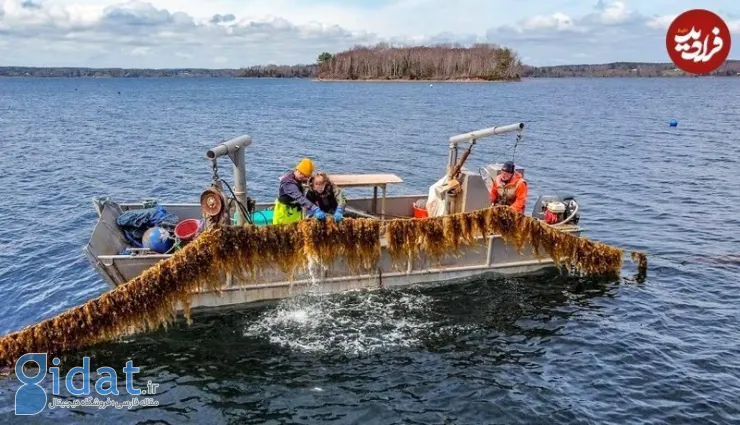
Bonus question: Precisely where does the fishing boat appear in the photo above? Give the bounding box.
[83,122,583,312]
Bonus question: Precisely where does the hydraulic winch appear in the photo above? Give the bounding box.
[200,186,231,227]
[200,154,256,228]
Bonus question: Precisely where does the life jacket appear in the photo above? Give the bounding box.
[306,184,339,213]
[493,172,525,206]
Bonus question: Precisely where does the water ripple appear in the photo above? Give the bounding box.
[0,77,739,424]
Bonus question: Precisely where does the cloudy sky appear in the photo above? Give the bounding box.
[1,0,738,68]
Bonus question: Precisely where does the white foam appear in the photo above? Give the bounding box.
[243,252,478,354]
[244,285,443,355]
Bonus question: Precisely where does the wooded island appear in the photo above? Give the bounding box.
[2,42,738,79]
[315,43,522,81]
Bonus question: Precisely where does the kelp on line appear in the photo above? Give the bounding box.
[385,206,626,276]
[0,207,645,368]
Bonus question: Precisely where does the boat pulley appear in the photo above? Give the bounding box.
[200,186,230,227]
[200,187,225,217]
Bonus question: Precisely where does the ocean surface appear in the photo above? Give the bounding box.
[0,76,739,424]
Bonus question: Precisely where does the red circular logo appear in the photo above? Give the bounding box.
[666,9,731,74]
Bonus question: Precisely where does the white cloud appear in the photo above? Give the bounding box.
[0,0,381,67]
[646,14,677,30]
[0,0,738,67]
[1,0,103,29]
[728,20,740,33]
[598,0,633,24]
[130,46,150,56]
[521,12,575,32]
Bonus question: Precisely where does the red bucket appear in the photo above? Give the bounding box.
[175,219,202,241]
[413,204,428,219]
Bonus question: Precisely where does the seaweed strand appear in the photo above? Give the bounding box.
[0,208,643,367]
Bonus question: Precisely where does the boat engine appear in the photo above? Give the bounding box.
[531,194,580,226]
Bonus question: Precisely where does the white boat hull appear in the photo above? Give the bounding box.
[189,256,560,312]
[83,195,580,313]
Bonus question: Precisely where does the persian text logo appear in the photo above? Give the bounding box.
[14,353,159,415]
[666,9,732,75]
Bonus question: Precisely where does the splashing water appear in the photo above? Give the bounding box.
[244,282,450,356]
[305,253,324,294]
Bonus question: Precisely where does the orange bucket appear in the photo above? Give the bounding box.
[413,204,428,219]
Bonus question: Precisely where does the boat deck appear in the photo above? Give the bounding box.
[83,169,581,312]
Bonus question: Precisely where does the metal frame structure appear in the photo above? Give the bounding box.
[205,135,252,225]
[444,122,525,214]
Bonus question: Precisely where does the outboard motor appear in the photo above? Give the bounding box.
[531,194,580,226]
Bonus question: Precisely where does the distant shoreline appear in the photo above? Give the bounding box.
[1,60,738,79]
[312,78,516,83]
[1,74,738,80]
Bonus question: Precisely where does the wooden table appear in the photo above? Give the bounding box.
[329,174,404,219]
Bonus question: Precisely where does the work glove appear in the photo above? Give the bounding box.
[309,205,325,220]
[334,207,344,224]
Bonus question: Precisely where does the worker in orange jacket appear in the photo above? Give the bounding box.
[489,161,528,214]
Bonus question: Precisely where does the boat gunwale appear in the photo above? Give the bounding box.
[93,225,581,263]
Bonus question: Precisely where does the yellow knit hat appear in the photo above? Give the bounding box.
[296,158,314,176]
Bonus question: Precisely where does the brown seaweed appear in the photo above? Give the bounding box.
[0,208,643,368]
[631,251,648,281]
[382,207,625,277]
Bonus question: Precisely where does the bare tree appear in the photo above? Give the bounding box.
[317,43,523,81]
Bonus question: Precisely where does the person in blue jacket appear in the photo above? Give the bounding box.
[272,158,325,225]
